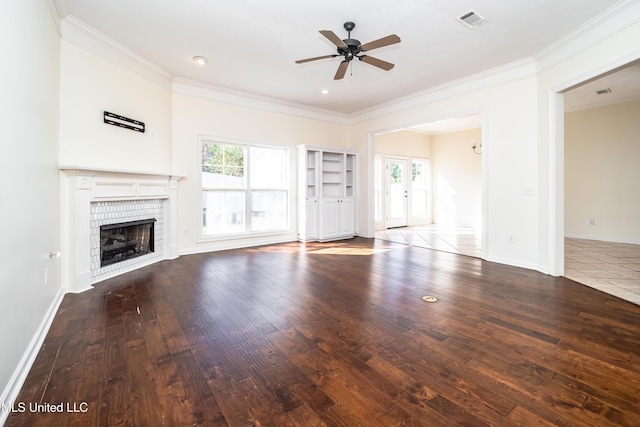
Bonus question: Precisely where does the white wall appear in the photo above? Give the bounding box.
[0,0,62,418]
[59,40,172,173]
[431,128,482,228]
[375,130,432,158]
[565,101,640,244]
[536,3,640,275]
[351,75,539,270]
[171,91,350,254]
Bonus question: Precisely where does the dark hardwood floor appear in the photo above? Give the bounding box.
[6,237,640,426]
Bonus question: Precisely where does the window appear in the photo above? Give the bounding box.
[201,140,288,236]
[411,159,430,218]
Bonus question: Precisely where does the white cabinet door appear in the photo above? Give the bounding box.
[306,198,319,240]
[339,199,354,237]
[321,199,354,241]
[321,199,340,240]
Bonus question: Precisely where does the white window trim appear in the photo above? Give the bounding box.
[196,135,292,243]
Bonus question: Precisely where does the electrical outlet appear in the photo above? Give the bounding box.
[183,228,189,236]
[509,234,515,243]
[588,218,595,225]
[522,187,536,196]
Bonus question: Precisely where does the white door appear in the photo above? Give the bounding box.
[386,157,408,228]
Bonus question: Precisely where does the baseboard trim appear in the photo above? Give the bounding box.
[0,289,65,426]
[484,255,539,272]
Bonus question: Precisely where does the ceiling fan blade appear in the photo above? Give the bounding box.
[320,30,348,48]
[334,61,349,80]
[360,34,401,52]
[359,55,395,71]
[295,55,336,64]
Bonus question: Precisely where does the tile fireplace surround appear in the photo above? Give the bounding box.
[60,167,182,293]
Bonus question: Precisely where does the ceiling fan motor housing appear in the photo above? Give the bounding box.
[338,39,361,60]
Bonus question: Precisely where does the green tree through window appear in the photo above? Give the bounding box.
[202,143,244,177]
[390,163,402,184]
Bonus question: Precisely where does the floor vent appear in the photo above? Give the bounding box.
[458,10,487,29]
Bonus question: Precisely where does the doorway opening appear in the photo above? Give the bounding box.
[373,113,484,258]
[560,60,640,304]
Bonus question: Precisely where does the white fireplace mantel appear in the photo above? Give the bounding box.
[60,166,184,293]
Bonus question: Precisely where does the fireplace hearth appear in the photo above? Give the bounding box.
[100,219,155,267]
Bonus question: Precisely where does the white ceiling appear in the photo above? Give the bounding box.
[564,60,640,112]
[58,0,630,116]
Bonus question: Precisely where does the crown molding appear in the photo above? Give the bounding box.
[46,0,67,35]
[172,78,350,125]
[535,0,640,73]
[60,16,173,89]
[349,57,537,124]
[60,15,347,125]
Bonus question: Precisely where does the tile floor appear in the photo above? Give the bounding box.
[564,237,640,305]
[374,225,482,258]
[374,226,640,305]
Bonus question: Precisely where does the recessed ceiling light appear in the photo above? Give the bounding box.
[321,89,329,95]
[193,56,208,65]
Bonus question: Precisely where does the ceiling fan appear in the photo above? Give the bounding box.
[295,21,401,80]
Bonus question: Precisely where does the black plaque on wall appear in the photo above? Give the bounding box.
[103,111,145,133]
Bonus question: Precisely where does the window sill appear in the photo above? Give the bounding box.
[196,228,292,244]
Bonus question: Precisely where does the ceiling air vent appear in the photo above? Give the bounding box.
[596,88,612,95]
[458,10,487,29]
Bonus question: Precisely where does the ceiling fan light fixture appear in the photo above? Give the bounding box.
[193,56,208,65]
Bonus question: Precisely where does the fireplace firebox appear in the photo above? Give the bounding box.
[100,219,156,267]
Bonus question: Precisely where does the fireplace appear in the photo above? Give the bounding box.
[100,219,155,267]
[60,167,183,293]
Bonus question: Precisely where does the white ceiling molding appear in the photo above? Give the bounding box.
[60,16,173,90]
[535,0,640,73]
[350,57,537,124]
[172,78,350,125]
[46,0,67,35]
[56,1,640,125]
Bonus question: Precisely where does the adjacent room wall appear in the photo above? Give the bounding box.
[0,0,62,417]
[431,128,482,228]
[171,91,350,254]
[536,4,640,275]
[59,40,172,173]
[375,130,432,158]
[350,75,539,270]
[565,100,640,244]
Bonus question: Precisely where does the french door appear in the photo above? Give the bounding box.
[385,157,408,228]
